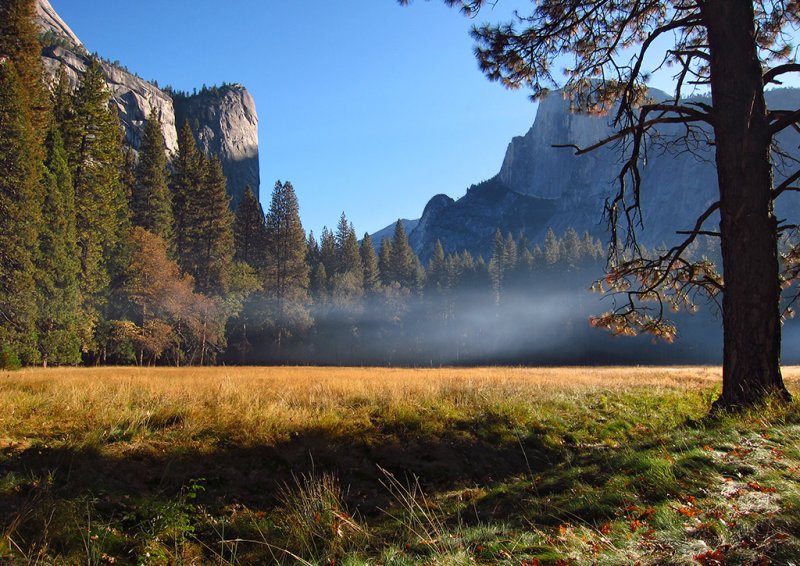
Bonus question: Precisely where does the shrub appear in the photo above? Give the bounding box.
[0,344,22,370]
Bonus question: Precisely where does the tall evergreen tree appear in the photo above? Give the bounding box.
[171,120,206,268]
[319,227,337,279]
[427,240,447,292]
[306,231,321,270]
[132,108,173,243]
[544,228,560,267]
[0,61,41,363]
[234,186,268,269]
[310,262,329,303]
[0,0,49,141]
[378,238,395,285]
[391,220,416,288]
[36,124,81,366]
[335,213,362,276]
[66,59,127,345]
[263,180,311,349]
[360,233,381,294]
[191,156,234,295]
[0,0,49,364]
[562,227,582,269]
[51,66,73,133]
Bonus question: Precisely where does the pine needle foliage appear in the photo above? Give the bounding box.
[132,109,173,245]
[0,61,41,363]
[65,59,127,346]
[264,180,311,349]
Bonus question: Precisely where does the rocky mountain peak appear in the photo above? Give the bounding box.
[35,0,261,204]
[173,85,260,208]
[36,0,82,49]
[379,87,800,261]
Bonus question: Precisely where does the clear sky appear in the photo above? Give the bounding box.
[48,1,800,238]
[50,0,539,237]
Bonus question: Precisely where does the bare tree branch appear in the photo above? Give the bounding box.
[763,62,800,84]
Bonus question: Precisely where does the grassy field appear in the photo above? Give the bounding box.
[0,366,798,564]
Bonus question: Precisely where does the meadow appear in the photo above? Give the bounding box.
[0,366,798,564]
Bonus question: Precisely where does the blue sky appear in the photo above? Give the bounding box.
[50,1,799,238]
[51,0,538,237]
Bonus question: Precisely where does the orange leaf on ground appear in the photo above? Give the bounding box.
[747,482,777,493]
[694,547,727,565]
[678,506,701,517]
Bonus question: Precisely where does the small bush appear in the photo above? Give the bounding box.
[0,345,21,370]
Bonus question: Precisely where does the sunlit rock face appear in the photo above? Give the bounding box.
[35,0,260,204]
[174,86,260,208]
[395,87,800,260]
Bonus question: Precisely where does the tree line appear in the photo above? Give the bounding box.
[0,0,616,368]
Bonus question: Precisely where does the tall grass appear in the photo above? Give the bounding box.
[0,366,797,564]
[0,365,760,449]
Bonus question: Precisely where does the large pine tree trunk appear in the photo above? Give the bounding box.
[704,0,791,408]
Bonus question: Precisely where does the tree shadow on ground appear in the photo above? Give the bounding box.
[0,423,561,527]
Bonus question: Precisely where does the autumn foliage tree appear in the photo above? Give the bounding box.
[405,0,800,408]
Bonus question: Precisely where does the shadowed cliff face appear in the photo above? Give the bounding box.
[35,0,260,204]
[174,86,260,208]
[388,88,800,259]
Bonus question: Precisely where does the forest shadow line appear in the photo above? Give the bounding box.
[0,422,564,523]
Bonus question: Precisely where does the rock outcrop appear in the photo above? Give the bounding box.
[35,0,260,203]
[383,87,800,260]
[36,0,81,48]
[174,86,260,208]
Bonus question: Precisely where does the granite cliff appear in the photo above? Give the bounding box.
[173,86,260,208]
[35,0,260,203]
[390,87,800,261]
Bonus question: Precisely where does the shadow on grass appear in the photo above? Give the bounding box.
[4,410,787,564]
[0,423,561,525]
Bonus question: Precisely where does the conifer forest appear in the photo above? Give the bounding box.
[0,0,659,370]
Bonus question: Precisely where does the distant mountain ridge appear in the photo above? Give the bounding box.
[377,87,800,261]
[35,0,260,206]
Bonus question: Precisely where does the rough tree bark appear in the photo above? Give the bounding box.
[704,0,791,408]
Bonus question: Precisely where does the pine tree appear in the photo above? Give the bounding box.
[0,61,41,363]
[531,244,544,269]
[335,213,362,276]
[171,120,207,268]
[263,180,310,349]
[66,59,127,345]
[192,156,234,294]
[310,262,329,303]
[132,108,173,243]
[391,220,416,288]
[51,66,73,132]
[35,123,81,366]
[562,227,582,269]
[0,0,49,142]
[0,0,50,364]
[581,231,603,264]
[360,233,380,294]
[234,186,268,269]
[489,229,505,299]
[306,231,321,270]
[378,238,395,285]
[426,240,447,292]
[544,228,560,267]
[319,227,337,279]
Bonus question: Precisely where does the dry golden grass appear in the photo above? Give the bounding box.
[0,367,800,458]
[2,366,798,452]
[2,366,799,564]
